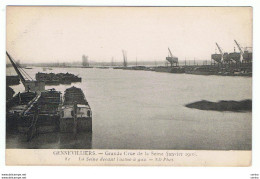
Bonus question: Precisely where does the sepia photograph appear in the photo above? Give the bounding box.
[5,6,252,166]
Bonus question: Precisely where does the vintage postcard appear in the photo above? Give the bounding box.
[5,6,252,166]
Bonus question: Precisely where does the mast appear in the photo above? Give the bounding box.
[111,57,114,66]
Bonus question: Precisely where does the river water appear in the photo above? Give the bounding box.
[6,67,252,150]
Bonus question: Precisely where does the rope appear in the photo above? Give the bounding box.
[15,62,33,80]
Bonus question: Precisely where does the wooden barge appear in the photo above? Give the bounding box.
[60,86,92,133]
[6,91,38,131]
[23,89,62,135]
[6,89,62,138]
[6,75,20,86]
[6,86,92,141]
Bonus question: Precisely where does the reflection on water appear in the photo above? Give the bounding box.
[6,67,252,150]
[6,132,92,149]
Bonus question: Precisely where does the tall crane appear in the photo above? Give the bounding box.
[234,40,244,55]
[166,47,178,67]
[234,40,244,62]
[215,43,230,63]
[6,51,26,85]
[215,43,223,57]
[168,48,174,58]
[211,43,222,64]
[6,51,45,92]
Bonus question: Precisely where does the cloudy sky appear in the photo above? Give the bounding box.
[6,6,252,63]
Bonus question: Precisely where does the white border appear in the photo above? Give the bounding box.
[0,0,259,178]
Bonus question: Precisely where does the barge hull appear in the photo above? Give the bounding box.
[60,117,92,133]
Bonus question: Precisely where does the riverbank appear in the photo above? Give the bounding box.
[114,65,252,77]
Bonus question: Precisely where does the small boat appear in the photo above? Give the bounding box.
[97,67,109,69]
[60,86,92,133]
[81,66,93,68]
[24,67,33,69]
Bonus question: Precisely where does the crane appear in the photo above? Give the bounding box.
[168,48,174,58]
[234,40,244,62]
[234,40,244,55]
[166,47,178,67]
[6,51,26,85]
[216,43,223,56]
[215,43,231,63]
[6,51,45,92]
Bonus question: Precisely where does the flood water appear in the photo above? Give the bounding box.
[6,67,252,150]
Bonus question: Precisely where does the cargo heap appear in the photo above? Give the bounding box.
[36,72,82,85]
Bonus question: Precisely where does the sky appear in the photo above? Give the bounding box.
[6,6,252,63]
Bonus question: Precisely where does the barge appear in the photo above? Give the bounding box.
[25,89,62,134]
[6,86,15,101]
[11,89,62,135]
[6,91,38,131]
[36,72,82,85]
[6,89,62,139]
[6,75,20,86]
[60,86,92,133]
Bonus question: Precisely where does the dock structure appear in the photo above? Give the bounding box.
[211,41,252,66]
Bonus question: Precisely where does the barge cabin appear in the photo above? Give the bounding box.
[60,86,92,133]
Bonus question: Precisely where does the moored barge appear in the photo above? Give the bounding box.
[7,89,62,137]
[6,91,38,130]
[6,75,20,86]
[23,89,62,134]
[60,86,92,133]
[36,72,82,85]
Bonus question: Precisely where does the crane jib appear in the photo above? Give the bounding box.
[6,51,26,83]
